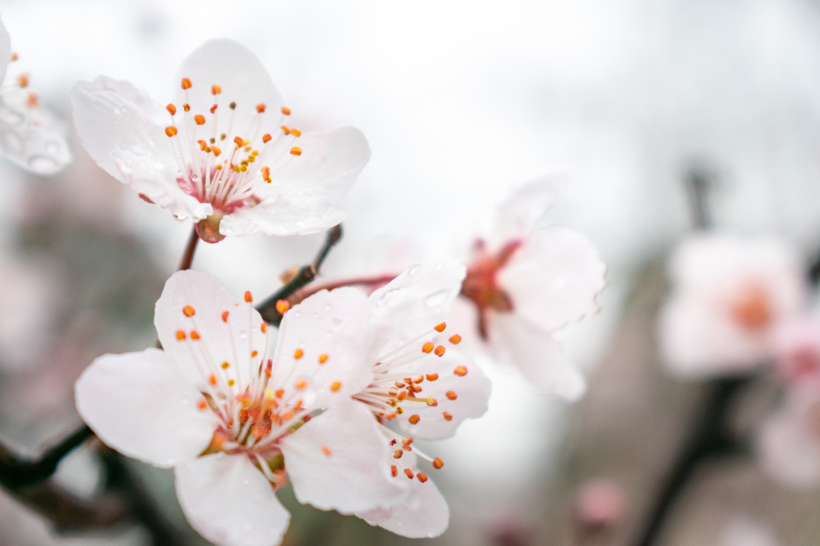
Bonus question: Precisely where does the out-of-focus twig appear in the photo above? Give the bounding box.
[684,164,714,230]
[258,225,343,325]
[13,481,128,531]
[0,424,95,489]
[178,226,200,271]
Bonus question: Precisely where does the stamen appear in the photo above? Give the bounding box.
[446,391,457,400]
[276,300,290,314]
[422,342,434,354]
[330,381,342,392]
[433,457,444,469]
[319,354,329,364]
[294,349,304,360]
[404,469,414,479]
[435,322,446,332]
[17,75,28,88]
[409,415,420,424]
[262,134,272,143]
[256,103,266,113]
[454,366,468,376]
[434,345,446,357]
[181,78,192,90]
[176,330,186,340]
[190,330,201,340]
[281,106,291,115]
[211,85,222,95]
[290,147,302,156]
[426,373,439,381]
[221,362,230,369]
[165,126,178,137]
[321,446,332,457]
[222,311,230,322]
[290,129,301,137]
[443,412,453,421]
[210,105,218,114]
[194,115,206,125]
[166,103,177,115]
[244,291,253,303]
[417,472,428,483]
[393,450,403,459]
[391,465,398,477]
[183,305,195,317]
[230,102,236,110]
[449,334,462,344]
[183,103,191,112]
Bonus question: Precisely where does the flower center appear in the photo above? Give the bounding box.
[729,284,771,331]
[164,78,304,219]
[461,239,522,338]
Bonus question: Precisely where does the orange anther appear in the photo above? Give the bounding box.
[197,140,208,151]
[402,444,412,451]
[426,373,439,381]
[397,391,407,401]
[17,75,28,88]
[281,125,290,135]
[417,472,428,483]
[275,389,285,398]
[395,381,405,388]
[402,437,413,445]
[434,345,445,357]
[211,85,221,95]
[294,349,304,360]
[209,374,217,386]
[251,350,258,358]
[446,391,457,400]
[228,379,235,387]
[290,128,301,137]
[198,400,208,410]
[229,102,236,110]
[262,134,272,143]
[221,311,229,323]
[281,106,291,115]
[422,342,434,354]
[393,449,403,459]
[211,146,222,156]
[210,104,218,114]
[404,468,414,479]
[221,362,230,369]
[414,376,424,384]
[443,411,453,421]
[427,397,438,407]
[290,147,302,156]
[182,305,195,317]
[260,322,268,334]
[194,114,206,125]
[183,103,190,112]
[181,78,192,90]
[165,126,178,137]
[190,330,201,340]
[10,52,17,62]
[166,103,177,115]
[234,136,245,147]
[176,330,186,340]
[385,412,397,420]
[409,415,420,424]
[321,446,332,457]
[435,322,446,332]
[261,165,271,183]
[330,381,342,392]
[256,103,266,113]
[244,291,253,303]
[449,334,462,344]
[454,366,468,377]
[391,465,398,477]
[433,457,444,469]
[26,93,37,107]
[275,299,289,314]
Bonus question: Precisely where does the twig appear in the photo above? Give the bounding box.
[178,226,200,271]
[13,481,128,532]
[258,225,343,325]
[684,163,714,230]
[291,273,396,302]
[0,424,95,489]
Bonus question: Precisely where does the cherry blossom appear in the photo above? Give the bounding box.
[75,271,404,546]
[70,39,369,242]
[454,178,606,400]
[659,233,807,378]
[0,18,71,175]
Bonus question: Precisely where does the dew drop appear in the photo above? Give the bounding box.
[294,311,301,318]
[239,331,248,340]
[424,290,450,308]
[407,265,419,276]
[324,304,332,311]
[28,155,59,172]
[45,142,59,154]
[330,317,342,329]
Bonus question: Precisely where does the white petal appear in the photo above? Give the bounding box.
[489,313,587,400]
[155,270,268,393]
[74,349,217,468]
[0,87,71,174]
[70,77,210,220]
[175,40,285,145]
[175,454,290,546]
[498,227,606,333]
[491,176,563,244]
[0,19,10,85]
[280,400,405,513]
[220,127,370,237]
[369,258,466,358]
[396,350,491,440]
[270,288,373,409]
[359,479,449,539]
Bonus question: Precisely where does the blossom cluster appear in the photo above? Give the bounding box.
[0,17,607,546]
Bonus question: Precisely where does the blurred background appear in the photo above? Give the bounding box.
[1,0,820,544]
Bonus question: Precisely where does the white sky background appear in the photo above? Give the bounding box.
[3,0,820,530]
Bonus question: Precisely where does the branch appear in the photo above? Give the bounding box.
[0,424,94,489]
[684,163,714,230]
[178,226,200,271]
[258,225,343,325]
[12,481,128,532]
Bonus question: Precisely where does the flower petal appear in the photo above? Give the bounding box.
[491,176,563,244]
[74,349,217,468]
[0,19,10,86]
[270,288,373,409]
[155,270,268,393]
[70,77,210,220]
[175,453,290,546]
[397,349,491,440]
[498,227,606,333]
[489,313,587,400]
[279,400,404,513]
[175,39,285,145]
[220,127,370,237]
[369,258,466,359]
[356,472,450,538]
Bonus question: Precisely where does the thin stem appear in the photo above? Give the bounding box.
[178,226,200,271]
[292,273,397,302]
[684,164,714,230]
[0,424,95,489]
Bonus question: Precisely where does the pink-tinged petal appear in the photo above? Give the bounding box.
[175,453,290,546]
[757,388,820,489]
[270,288,372,409]
[70,77,210,220]
[498,227,606,333]
[369,258,466,359]
[0,87,71,174]
[396,350,491,440]
[280,400,404,513]
[359,478,449,538]
[155,271,267,391]
[221,127,370,237]
[491,176,563,245]
[174,40,285,145]
[0,19,10,85]
[75,349,217,468]
[489,313,586,400]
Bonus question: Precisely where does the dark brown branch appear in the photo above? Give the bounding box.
[0,424,95,489]
[13,481,128,532]
[292,273,397,302]
[178,226,200,271]
[258,225,343,325]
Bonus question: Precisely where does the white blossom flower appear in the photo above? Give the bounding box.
[455,178,605,400]
[659,233,807,378]
[0,18,71,174]
[70,39,369,242]
[720,517,780,546]
[351,258,492,537]
[75,270,405,546]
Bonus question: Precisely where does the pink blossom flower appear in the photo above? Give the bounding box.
[659,233,807,378]
[75,271,404,546]
[455,178,606,400]
[70,40,369,242]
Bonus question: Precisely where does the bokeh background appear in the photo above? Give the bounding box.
[1,0,820,545]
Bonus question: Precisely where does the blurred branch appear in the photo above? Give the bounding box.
[634,378,748,546]
[258,225,343,325]
[684,164,714,230]
[178,226,200,271]
[12,481,128,531]
[0,424,94,489]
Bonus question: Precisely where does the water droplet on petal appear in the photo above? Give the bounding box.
[45,142,59,154]
[324,304,332,311]
[331,317,342,329]
[239,331,248,340]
